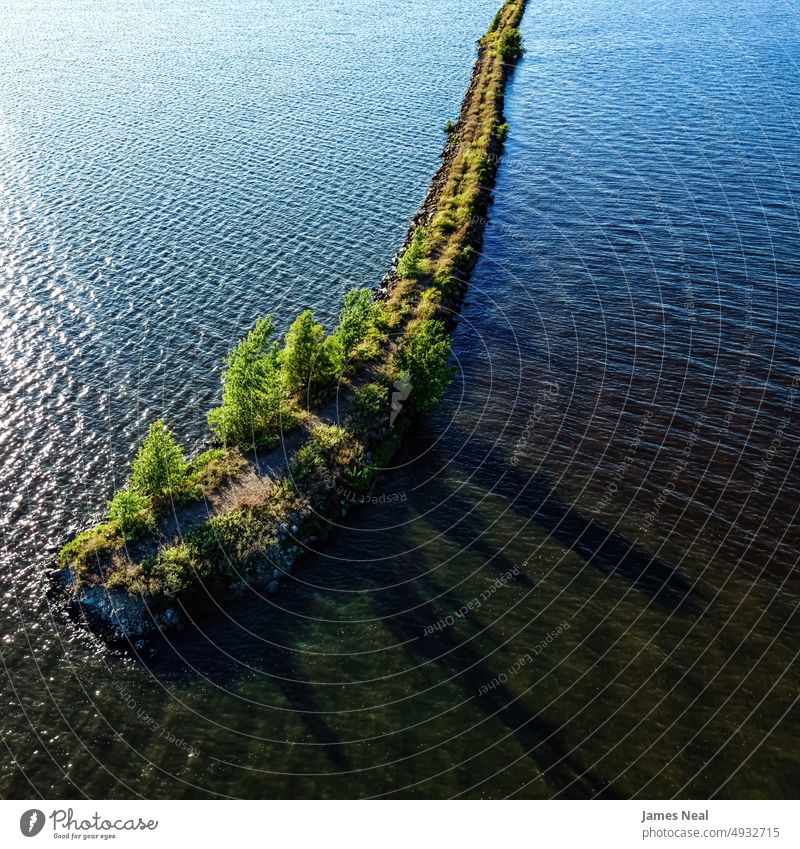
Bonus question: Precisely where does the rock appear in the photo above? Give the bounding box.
[272,569,281,579]
[49,566,74,589]
[78,587,151,639]
[160,607,181,629]
[267,580,280,595]
[134,639,147,652]
[60,526,79,546]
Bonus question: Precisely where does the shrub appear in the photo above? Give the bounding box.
[459,244,478,269]
[396,227,429,280]
[146,543,208,595]
[107,487,154,540]
[444,119,456,134]
[334,288,380,356]
[434,273,461,301]
[394,320,455,413]
[478,152,496,182]
[497,27,523,61]
[203,507,274,564]
[57,522,123,575]
[291,425,362,486]
[188,448,247,497]
[131,420,188,499]
[345,382,389,436]
[208,316,287,447]
[496,122,509,141]
[317,334,346,392]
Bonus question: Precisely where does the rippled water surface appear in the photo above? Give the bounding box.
[2,0,799,798]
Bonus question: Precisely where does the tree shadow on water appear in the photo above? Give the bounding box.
[130,418,703,787]
[370,574,619,798]
[140,589,352,771]
[406,426,706,614]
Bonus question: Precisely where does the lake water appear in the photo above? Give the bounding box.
[1,0,799,798]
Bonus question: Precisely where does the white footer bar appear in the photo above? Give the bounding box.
[1,799,795,848]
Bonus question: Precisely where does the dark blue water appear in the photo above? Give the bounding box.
[2,0,799,798]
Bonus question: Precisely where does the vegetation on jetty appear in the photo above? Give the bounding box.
[56,0,528,636]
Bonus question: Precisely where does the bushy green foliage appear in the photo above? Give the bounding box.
[345,382,389,436]
[434,272,460,301]
[459,244,478,269]
[201,507,274,564]
[57,522,123,573]
[291,424,362,485]
[497,27,523,61]
[496,122,509,141]
[334,288,380,356]
[396,226,429,279]
[318,333,346,386]
[395,320,455,413]
[131,420,188,499]
[281,310,325,400]
[145,542,209,595]
[208,316,287,447]
[444,119,456,134]
[187,448,247,497]
[107,487,153,539]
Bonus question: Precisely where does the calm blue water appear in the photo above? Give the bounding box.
[1,0,799,798]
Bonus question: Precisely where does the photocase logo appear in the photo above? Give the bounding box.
[19,809,45,837]
[390,372,412,425]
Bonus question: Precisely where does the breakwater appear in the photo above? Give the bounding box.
[54,0,528,640]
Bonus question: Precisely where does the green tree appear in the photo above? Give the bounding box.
[208,316,285,446]
[107,487,153,539]
[395,320,455,414]
[334,288,379,355]
[281,310,325,402]
[131,420,188,498]
[318,334,345,387]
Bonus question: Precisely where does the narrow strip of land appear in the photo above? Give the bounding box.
[56,0,528,639]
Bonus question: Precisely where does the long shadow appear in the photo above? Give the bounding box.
[124,415,703,782]
[415,482,535,586]
[371,574,619,798]
[142,590,351,771]
[405,426,705,612]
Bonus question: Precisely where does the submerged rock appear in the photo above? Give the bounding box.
[159,607,182,630]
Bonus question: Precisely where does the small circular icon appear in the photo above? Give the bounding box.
[20,810,46,837]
